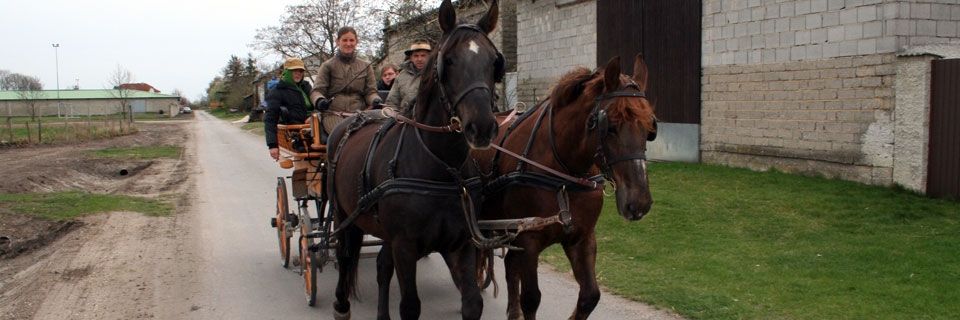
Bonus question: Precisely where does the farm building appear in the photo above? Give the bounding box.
[382,0,960,197]
[0,89,182,117]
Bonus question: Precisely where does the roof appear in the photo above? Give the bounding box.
[117,83,160,92]
[0,89,180,101]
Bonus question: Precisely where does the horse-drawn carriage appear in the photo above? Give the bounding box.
[269,112,345,306]
[266,1,657,319]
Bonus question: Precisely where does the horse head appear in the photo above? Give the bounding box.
[591,55,657,220]
[416,0,501,149]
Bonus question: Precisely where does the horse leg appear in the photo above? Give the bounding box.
[377,242,394,320]
[561,234,600,320]
[333,226,364,320]
[443,247,483,320]
[392,241,421,320]
[442,252,467,293]
[503,250,524,320]
[518,247,544,320]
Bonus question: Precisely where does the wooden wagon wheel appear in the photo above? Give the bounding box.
[299,201,318,306]
[274,177,292,268]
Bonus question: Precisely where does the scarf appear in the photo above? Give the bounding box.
[336,49,356,63]
[281,69,312,110]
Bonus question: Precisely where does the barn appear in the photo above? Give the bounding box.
[509,0,960,198]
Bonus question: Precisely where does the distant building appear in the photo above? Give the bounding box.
[0,89,181,117]
[116,83,161,93]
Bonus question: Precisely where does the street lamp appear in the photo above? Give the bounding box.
[52,43,61,118]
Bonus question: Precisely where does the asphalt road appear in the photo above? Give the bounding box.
[186,111,681,319]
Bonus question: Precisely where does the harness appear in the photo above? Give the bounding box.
[326,25,516,250]
[478,81,656,233]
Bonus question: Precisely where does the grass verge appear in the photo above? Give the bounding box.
[541,162,960,320]
[241,122,264,135]
[90,145,182,159]
[0,191,173,220]
[207,108,247,121]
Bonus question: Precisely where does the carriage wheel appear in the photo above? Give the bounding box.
[276,177,292,268]
[299,203,318,306]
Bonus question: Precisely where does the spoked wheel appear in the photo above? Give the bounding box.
[274,177,292,268]
[299,201,318,306]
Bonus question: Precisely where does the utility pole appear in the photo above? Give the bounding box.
[52,43,61,118]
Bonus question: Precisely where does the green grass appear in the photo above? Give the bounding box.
[541,162,960,320]
[89,145,182,159]
[242,122,264,135]
[0,191,173,220]
[0,122,134,145]
[208,108,247,121]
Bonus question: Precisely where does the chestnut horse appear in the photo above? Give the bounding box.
[324,0,502,319]
[473,55,657,320]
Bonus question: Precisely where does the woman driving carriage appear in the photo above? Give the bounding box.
[264,57,313,161]
[309,26,381,137]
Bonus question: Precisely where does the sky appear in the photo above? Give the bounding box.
[0,0,302,101]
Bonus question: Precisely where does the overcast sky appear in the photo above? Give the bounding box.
[0,0,302,100]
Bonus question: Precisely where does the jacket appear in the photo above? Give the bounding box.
[385,61,423,114]
[264,79,313,148]
[309,55,379,133]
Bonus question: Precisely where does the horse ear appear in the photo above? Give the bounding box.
[603,56,621,92]
[439,0,456,34]
[477,0,499,34]
[633,53,649,91]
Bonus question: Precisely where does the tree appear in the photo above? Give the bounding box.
[251,0,381,62]
[107,64,135,123]
[218,55,259,112]
[1,71,44,91]
[10,74,45,120]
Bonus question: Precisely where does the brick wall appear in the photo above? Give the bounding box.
[701,0,960,186]
[701,54,896,184]
[703,0,960,66]
[516,0,596,104]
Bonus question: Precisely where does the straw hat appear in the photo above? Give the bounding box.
[283,58,306,71]
[404,42,432,56]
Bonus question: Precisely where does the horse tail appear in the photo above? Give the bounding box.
[337,225,363,300]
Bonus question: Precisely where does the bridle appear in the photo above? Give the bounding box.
[433,24,502,129]
[587,80,658,180]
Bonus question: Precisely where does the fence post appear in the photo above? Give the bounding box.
[6,117,11,142]
[25,121,31,144]
[38,121,42,143]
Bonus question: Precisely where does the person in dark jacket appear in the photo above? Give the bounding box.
[264,57,313,161]
[377,63,397,91]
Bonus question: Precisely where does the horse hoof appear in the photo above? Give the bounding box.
[334,309,351,320]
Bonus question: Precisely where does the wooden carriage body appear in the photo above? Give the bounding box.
[276,113,327,198]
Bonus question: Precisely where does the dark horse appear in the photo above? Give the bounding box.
[324,0,502,319]
[472,55,657,320]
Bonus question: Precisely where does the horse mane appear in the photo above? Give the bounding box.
[548,67,656,132]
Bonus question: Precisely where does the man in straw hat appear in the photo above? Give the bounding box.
[386,40,432,114]
[264,57,313,161]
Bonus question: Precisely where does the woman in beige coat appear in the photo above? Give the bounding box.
[310,27,381,135]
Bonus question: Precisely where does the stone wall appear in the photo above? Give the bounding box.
[703,0,960,66]
[515,0,596,104]
[701,0,960,186]
[383,1,511,69]
[701,54,897,185]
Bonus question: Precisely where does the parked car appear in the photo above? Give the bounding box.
[180,106,193,114]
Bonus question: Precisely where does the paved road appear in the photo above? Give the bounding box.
[187,111,681,319]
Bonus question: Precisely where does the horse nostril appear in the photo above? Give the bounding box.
[626,203,638,213]
[464,123,477,136]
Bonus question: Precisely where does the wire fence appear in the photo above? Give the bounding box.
[0,113,138,146]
